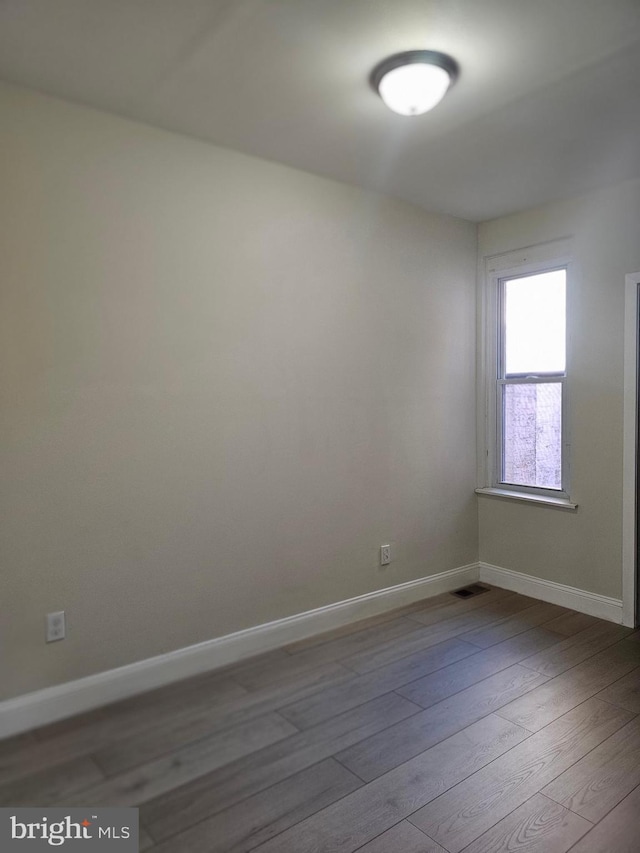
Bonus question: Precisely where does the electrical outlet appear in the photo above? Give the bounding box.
[380,544,391,566]
[46,611,66,643]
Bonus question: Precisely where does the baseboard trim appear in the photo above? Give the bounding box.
[479,562,623,624]
[0,562,479,739]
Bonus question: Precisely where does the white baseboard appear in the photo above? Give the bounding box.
[479,562,623,624]
[0,562,479,739]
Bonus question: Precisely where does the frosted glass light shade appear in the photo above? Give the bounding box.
[371,51,459,116]
[378,63,450,115]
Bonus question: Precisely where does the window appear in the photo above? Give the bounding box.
[499,268,566,491]
[479,241,573,506]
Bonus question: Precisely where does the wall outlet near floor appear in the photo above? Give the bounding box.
[380,544,392,566]
[46,611,66,643]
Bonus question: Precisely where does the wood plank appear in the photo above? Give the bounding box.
[542,716,640,822]
[337,664,548,781]
[239,714,528,853]
[496,641,640,732]
[564,783,640,853]
[542,612,600,637]
[2,658,358,789]
[461,603,568,648]
[283,599,439,654]
[218,648,291,674]
[403,588,516,628]
[284,616,431,667]
[143,691,420,841]
[139,825,155,851]
[409,697,632,853]
[33,673,248,741]
[98,665,345,776]
[465,594,542,617]
[405,586,511,620]
[58,713,297,808]
[279,638,476,730]
[336,611,509,676]
[342,598,544,674]
[0,731,37,756]
[0,755,104,807]
[356,821,446,853]
[164,660,353,733]
[518,621,632,678]
[595,664,640,712]
[459,793,591,853]
[0,677,250,785]
[151,758,361,853]
[231,650,356,691]
[95,696,272,775]
[340,614,494,674]
[397,628,564,709]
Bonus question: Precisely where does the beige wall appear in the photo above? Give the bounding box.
[0,83,477,700]
[478,179,640,599]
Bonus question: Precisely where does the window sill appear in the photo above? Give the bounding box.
[475,487,578,510]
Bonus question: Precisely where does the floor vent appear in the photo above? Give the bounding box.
[451,583,490,599]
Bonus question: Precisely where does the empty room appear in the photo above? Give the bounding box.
[2,1,640,851]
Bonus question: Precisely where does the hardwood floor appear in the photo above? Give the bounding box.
[2,585,639,852]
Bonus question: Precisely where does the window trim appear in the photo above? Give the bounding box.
[478,239,574,506]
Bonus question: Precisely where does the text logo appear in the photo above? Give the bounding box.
[1,809,138,851]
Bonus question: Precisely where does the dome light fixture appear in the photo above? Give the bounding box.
[370,50,459,116]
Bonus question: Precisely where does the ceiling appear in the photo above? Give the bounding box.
[0,0,639,221]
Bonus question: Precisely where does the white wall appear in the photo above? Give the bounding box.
[478,179,640,600]
[0,83,477,700]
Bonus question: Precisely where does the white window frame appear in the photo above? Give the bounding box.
[477,239,577,509]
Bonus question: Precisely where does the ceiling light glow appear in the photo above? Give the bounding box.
[371,50,459,116]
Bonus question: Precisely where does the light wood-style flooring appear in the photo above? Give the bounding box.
[2,584,640,852]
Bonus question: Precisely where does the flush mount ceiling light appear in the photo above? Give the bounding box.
[370,50,459,116]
